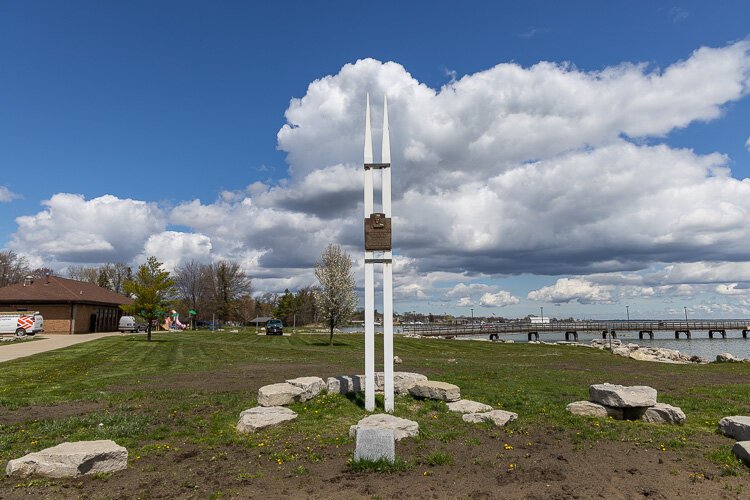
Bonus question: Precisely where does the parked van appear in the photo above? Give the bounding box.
[118,316,145,333]
[0,312,44,336]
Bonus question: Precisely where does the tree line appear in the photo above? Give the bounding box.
[1,244,359,343]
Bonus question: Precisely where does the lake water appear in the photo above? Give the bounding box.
[341,327,750,360]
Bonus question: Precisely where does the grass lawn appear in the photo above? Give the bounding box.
[1,331,749,498]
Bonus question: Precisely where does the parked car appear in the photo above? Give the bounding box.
[119,316,146,333]
[265,319,283,335]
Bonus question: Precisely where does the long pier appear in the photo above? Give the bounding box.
[403,320,750,341]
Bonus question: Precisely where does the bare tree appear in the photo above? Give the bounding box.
[314,244,358,345]
[175,260,211,327]
[208,261,252,322]
[67,265,98,284]
[0,250,31,288]
[100,262,132,294]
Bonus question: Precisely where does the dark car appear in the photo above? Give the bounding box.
[265,319,283,335]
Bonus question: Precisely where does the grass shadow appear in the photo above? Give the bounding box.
[345,392,385,410]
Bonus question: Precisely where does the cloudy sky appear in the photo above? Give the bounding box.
[2,1,750,319]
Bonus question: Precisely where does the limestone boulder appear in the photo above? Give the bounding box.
[732,441,750,466]
[719,416,750,440]
[286,377,325,401]
[462,410,517,427]
[6,440,127,478]
[409,381,461,402]
[394,356,403,364]
[236,406,297,433]
[393,372,428,395]
[589,383,657,408]
[349,414,419,441]
[717,352,739,363]
[446,400,493,414]
[565,401,623,419]
[257,383,304,407]
[327,375,363,395]
[642,403,686,425]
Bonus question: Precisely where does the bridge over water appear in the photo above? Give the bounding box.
[403,320,750,342]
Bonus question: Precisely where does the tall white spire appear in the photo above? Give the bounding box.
[381,95,390,164]
[364,93,373,164]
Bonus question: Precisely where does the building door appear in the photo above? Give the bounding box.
[89,314,97,333]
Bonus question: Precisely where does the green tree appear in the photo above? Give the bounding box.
[274,288,295,326]
[314,244,358,345]
[121,257,176,341]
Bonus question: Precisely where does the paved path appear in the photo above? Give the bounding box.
[0,332,123,363]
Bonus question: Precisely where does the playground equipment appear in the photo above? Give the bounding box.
[163,310,188,330]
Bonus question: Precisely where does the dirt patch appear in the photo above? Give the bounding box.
[0,401,105,425]
[3,425,747,499]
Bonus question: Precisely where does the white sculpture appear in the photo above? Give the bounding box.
[363,94,394,412]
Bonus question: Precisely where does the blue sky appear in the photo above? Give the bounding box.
[2,1,750,319]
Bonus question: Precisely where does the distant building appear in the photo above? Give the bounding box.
[530,316,550,325]
[0,275,132,334]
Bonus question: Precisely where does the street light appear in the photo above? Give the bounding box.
[540,306,544,322]
[470,308,474,324]
[626,305,630,322]
[684,306,688,321]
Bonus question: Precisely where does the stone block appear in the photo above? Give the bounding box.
[393,372,428,394]
[409,381,460,402]
[349,414,419,441]
[642,403,686,425]
[732,441,750,466]
[566,401,623,419]
[257,383,304,407]
[286,377,325,401]
[446,399,493,414]
[719,416,750,440]
[462,410,517,427]
[236,406,297,433]
[589,383,657,408]
[6,440,127,478]
[354,428,395,463]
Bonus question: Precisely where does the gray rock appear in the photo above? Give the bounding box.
[286,376,325,401]
[589,383,657,408]
[732,441,750,466]
[354,428,395,462]
[719,416,750,440]
[717,352,738,363]
[409,381,461,402]
[349,414,419,441]
[257,382,304,407]
[6,440,127,478]
[393,356,403,364]
[642,403,686,424]
[446,399,493,414]
[462,410,518,427]
[236,406,297,433]
[326,375,363,394]
[393,372,428,394]
[565,401,623,419]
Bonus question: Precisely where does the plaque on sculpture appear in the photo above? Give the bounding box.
[364,213,392,251]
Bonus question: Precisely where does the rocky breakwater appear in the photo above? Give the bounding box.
[567,383,686,424]
[590,339,706,364]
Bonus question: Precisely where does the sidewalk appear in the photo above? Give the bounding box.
[0,332,123,363]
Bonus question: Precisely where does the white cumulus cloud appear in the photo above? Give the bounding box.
[528,278,612,304]
[479,291,519,307]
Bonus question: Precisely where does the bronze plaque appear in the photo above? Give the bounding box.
[364,213,392,251]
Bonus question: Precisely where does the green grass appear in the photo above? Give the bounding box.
[1,330,750,474]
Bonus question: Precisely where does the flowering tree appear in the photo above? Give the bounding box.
[314,244,358,345]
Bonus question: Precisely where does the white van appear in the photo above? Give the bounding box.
[118,316,144,333]
[0,312,44,336]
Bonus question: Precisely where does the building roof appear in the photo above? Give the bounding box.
[0,275,133,306]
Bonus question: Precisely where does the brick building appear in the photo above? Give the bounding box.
[0,275,132,334]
